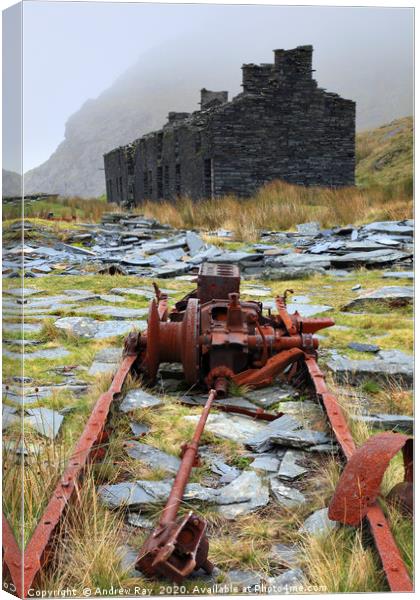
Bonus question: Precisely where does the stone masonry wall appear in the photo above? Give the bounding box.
[104,45,355,204]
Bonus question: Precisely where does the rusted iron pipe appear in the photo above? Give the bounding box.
[160,389,216,526]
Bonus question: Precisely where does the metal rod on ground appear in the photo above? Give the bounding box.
[160,389,216,526]
[136,389,216,583]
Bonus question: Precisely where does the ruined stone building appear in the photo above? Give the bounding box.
[104,46,355,204]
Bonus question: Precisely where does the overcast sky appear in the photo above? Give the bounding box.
[3,1,414,173]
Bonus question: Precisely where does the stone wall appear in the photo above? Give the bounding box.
[104,45,355,204]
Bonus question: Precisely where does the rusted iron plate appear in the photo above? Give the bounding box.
[328,432,412,526]
[2,354,136,598]
[303,356,413,592]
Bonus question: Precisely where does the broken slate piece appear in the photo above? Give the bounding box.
[244,385,295,408]
[183,412,266,444]
[343,286,413,311]
[250,456,280,473]
[382,271,414,280]
[327,351,413,387]
[299,508,339,536]
[130,422,150,437]
[245,414,330,453]
[348,342,380,353]
[270,478,306,508]
[185,231,205,255]
[25,407,64,439]
[267,569,305,593]
[278,450,308,481]
[215,470,269,519]
[351,413,413,434]
[120,389,162,412]
[225,570,263,592]
[210,460,241,483]
[123,441,181,474]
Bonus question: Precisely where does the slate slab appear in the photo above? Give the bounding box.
[267,569,305,593]
[5,347,70,361]
[245,414,330,453]
[120,389,163,412]
[244,385,296,408]
[250,456,280,473]
[382,271,414,280]
[225,570,262,592]
[210,460,241,483]
[299,508,339,536]
[343,286,413,311]
[278,450,308,481]
[270,478,306,508]
[351,413,413,434]
[75,306,148,319]
[215,471,269,519]
[124,441,181,474]
[130,422,151,437]
[25,407,64,439]
[183,413,266,444]
[327,350,413,387]
[348,342,380,353]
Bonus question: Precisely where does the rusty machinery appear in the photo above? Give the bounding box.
[2,263,413,596]
[125,263,334,397]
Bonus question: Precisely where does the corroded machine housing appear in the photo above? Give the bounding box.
[126,263,334,397]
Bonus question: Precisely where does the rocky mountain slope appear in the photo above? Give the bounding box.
[2,169,22,197]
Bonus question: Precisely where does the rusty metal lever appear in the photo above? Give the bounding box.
[135,389,216,583]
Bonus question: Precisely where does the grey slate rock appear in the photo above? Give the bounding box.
[382,271,414,280]
[264,266,327,280]
[267,569,305,593]
[245,414,330,453]
[278,450,308,481]
[210,460,241,483]
[183,413,266,444]
[130,422,151,437]
[270,478,306,508]
[296,222,321,236]
[244,385,296,408]
[343,286,413,311]
[348,342,380,353]
[269,544,300,568]
[126,513,155,529]
[299,508,339,536]
[351,413,413,434]
[120,389,163,412]
[123,441,181,474]
[25,407,64,439]
[5,347,70,361]
[55,316,99,338]
[186,231,205,255]
[215,471,269,519]
[250,456,280,473]
[225,570,263,592]
[75,305,148,319]
[327,350,413,387]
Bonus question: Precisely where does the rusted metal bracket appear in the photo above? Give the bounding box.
[303,356,413,592]
[329,433,413,526]
[2,354,137,598]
